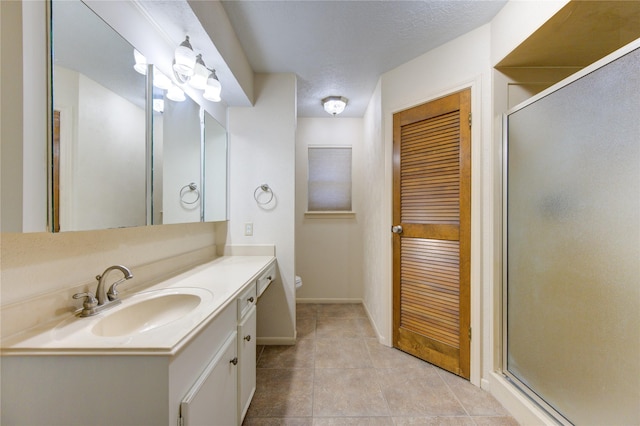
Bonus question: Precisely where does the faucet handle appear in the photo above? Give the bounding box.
[73,292,98,310]
[107,278,128,301]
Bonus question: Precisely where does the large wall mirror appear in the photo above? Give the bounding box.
[52,0,147,232]
[49,0,227,232]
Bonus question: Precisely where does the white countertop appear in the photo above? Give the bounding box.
[0,256,275,356]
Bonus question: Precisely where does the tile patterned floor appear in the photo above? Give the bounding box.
[243,303,519,426]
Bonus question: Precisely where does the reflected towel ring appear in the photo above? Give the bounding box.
[180,182,200,205]
[253,183,274,205]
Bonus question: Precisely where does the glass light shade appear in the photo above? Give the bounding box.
[166,85,185,102]
[152,68,172,90]
[202,71,222,102]
[322,96,348,115]
[173,36,196,76]
[203,71,222,102]
[188,54,209,90]
[133,49,147,75]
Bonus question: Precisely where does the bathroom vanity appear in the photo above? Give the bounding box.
[0,256,276,426]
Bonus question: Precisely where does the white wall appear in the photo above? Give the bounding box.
[360,79,385,341]
[295,118,363,303]
[227,73,297,343]
[0,0,48,233]
[57,71,147,231]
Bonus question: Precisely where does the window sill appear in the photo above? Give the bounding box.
[304,211,356,219]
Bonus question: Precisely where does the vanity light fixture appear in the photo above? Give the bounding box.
[203,69,222,102]
[173,35,196,77]
[172,35,224,103]
[322,96,348,116]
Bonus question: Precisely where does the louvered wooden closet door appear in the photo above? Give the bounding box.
[392,89,471,379]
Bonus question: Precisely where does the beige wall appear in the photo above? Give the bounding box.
[295,117,364,303]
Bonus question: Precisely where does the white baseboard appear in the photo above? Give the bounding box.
[488,371,558,425]
[295,298,363,304]
[362,301,386,345]
[257,337,296,345]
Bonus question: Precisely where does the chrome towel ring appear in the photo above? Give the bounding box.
[253,183,274,205]
[180,182,200,205]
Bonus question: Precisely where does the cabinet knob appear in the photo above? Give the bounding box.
[230,357,238,365]
[244,335,251,342]
[247,297,255,303]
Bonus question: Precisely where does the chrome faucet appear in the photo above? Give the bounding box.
[73,265,133,317]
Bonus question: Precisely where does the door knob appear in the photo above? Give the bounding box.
[391,225,403,234]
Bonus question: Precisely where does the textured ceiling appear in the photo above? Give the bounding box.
[220,0,507,117]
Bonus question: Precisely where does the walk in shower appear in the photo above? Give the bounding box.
[503,40,640,425]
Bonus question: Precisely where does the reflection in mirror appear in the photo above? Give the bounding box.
[52,0,146,232]
[152,68,202,225]
[204,112,228,222]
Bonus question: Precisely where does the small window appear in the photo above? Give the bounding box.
[307,146,352,212]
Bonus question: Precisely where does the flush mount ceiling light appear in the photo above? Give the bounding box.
[322,96,348,116]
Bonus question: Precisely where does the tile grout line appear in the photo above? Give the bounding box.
[434,365,474,422]
[361,314,395,423]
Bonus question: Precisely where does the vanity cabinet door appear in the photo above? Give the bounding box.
[180,332,238,426]
[238,305,257,422]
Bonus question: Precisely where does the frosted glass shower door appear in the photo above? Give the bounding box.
[504,43,640,425]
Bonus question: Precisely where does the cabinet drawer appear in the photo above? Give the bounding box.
[237,282,257,320]
[257,262,276,298]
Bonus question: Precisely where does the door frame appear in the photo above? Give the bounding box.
[384,80,482,385]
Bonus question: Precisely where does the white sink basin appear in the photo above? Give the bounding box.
[50,287,214,342]
[92,293,203,337]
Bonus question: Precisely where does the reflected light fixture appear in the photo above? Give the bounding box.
[133,49,147,75]
[322,96,348,116]
[153,67,173,90]
[166,85,186,102]
[173,35,196,78]
[203,69,222,102]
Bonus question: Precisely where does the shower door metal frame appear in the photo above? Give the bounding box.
[501,38,640,426]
